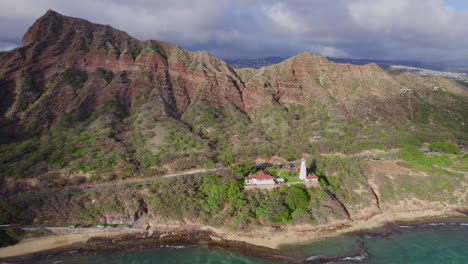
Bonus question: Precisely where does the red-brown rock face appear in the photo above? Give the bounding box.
[0,10,246,129]
[0,10,467,132]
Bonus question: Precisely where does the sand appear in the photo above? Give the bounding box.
[0,229,143,259]
[0,208,466,258]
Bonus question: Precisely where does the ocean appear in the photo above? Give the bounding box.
[286,221,468,263]
[22,221,468,264]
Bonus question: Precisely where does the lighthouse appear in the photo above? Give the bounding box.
[299,157,307,181]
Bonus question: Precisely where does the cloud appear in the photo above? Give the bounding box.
[265,3,306,34]
[0,41,20,52]
[0,0,467,63]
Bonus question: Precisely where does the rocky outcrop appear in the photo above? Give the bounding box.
[0,10,246,132]
[1,10,467,135]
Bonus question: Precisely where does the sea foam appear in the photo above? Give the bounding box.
[399,225,413,229]
[427,223,446,226]
[340,252,369,261]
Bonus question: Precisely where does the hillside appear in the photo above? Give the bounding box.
[0,10,467,186]
[0,11,467,249]
[224,56,285,69]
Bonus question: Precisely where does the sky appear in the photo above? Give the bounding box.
[1,0,468,63]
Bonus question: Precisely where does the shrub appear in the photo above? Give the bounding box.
[429,142,461,155]
[286,185,309,211]
[230,161,256,177]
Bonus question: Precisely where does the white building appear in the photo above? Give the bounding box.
[299,157,307,181]
[245,170,276,185]
[305,174,319,183]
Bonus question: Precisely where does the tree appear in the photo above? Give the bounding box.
[256,192,290,224]
[230,161,256,177]
[286,185,309,211]
[291,208,315,225]
[227,181,246,211]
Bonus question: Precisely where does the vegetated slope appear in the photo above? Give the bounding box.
[3,156,465,233]
[225,56,285,69]
[0,10,467,190]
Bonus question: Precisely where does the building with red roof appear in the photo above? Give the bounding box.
[305,174,319,183]
[245,170,276,185]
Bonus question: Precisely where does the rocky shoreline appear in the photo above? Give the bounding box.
[0,230,301,264]
[1,209,468,263]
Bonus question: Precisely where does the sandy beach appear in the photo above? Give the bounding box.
[1,207,466,260]
[0,228,145,259]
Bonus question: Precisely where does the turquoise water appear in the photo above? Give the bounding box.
[289,222,468,263]
[35,246,279,264]
[32,222,468,264]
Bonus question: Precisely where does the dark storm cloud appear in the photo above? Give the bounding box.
[0,0,467,63]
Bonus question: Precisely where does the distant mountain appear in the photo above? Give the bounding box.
[224,56,285,69]
[326,57,468,74]
[227,56,468,74]
[227,56,468,85]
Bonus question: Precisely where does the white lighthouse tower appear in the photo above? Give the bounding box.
[299,157,307,181]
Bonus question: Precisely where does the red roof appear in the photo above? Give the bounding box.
[249,170,274,180]
[306,174,319,180]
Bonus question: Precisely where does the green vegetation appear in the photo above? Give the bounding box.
[147,41,168,60]
[285,177,302,183]
[230,161,256,177]
[0,63,466,196]
[0,230,17,247]
[61,67,88,90]
[377,169,464,204]
[149,173,341,229]
[397,146,451,170]
[349,81,360,96]
[0,196,31,224]
[448,154,468,171]
[429,142,461,154]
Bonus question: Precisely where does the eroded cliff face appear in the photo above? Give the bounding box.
[2,10,467,137]
[0,10,246,134]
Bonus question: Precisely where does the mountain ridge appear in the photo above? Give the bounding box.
[0,10,466,182]
[0,10,467,238]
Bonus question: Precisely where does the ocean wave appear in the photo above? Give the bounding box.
[305,255,321,261]
[160,245,187,249]
[340,252,369,262]
[427,223,446,226]
[64,251,78,254]
[460,223,468,226]
[52,261,64,264]
[398,225,413,229]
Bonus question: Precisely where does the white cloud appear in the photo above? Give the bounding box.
[0,41,19,51]
[265,2,306,34]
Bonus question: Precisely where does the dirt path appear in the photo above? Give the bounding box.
[9,167,230,202]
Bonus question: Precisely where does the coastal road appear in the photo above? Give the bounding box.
[79,167,231,193]
[8,167,231,202]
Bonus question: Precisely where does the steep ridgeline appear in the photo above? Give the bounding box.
[237,53,467,123]
[0,10,245,132]
[0,10,467,184]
